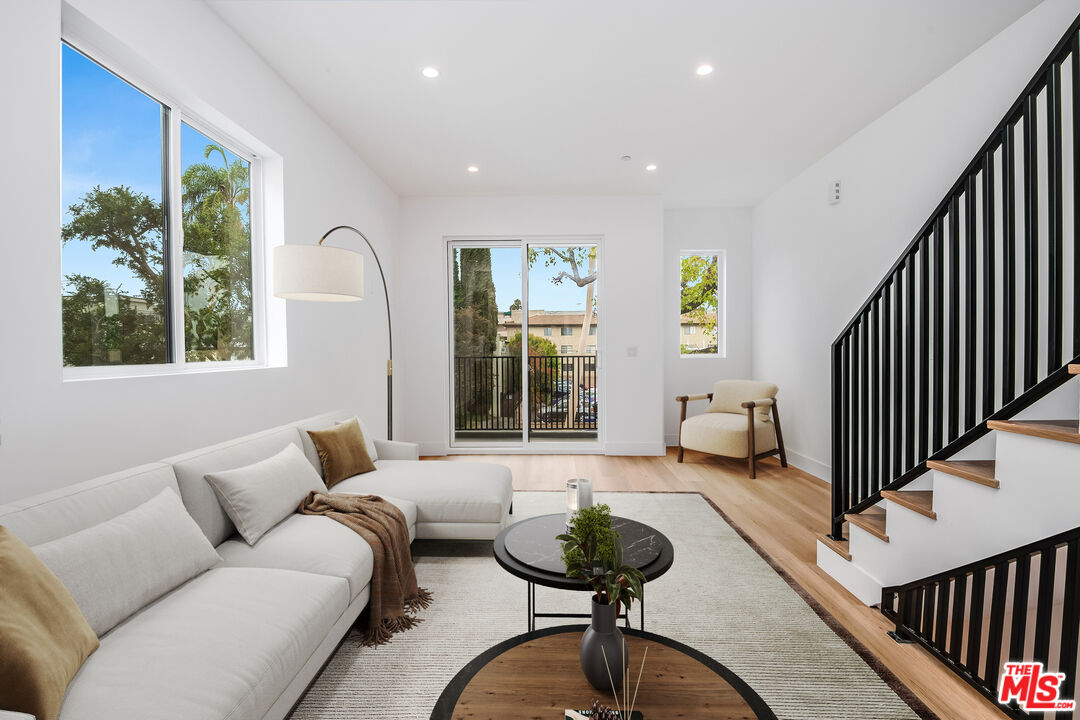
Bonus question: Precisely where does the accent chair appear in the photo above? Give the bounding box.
[676,380,787,479]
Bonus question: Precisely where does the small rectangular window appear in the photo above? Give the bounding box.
[680,252,724,356]
[560,345,573,354]
[561,327,573,336]
[586,344,596,354]
[543,327,552,336]
[589,326,596,336]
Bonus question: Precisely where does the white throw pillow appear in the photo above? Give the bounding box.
[204,443,327,545]
[32,487,221,637]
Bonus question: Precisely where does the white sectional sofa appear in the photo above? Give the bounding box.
[0,411,513,720]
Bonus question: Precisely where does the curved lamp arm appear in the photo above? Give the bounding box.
[318,225,393,372]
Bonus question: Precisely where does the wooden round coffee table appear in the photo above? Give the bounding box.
[430,625,777,720]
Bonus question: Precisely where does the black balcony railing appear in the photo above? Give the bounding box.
[453,354,598,435]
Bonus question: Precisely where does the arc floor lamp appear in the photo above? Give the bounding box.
[273,225,394,439]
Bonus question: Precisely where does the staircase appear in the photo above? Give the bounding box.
[817,12,1080,716]
[819,375,1079,604]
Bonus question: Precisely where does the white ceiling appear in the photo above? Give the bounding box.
[208,0,1040,207]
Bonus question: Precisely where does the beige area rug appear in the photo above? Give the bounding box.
[288,491,932,720]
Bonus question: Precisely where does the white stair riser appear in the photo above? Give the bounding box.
[816,540,881,605]
[846,432,1080,593]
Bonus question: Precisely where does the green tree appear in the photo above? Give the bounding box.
[181,144,253,362]
[453,248,499,356]
[680,254,718,353]
[507,331,558,357]
[61,143,253,367]
[61,274,166,366]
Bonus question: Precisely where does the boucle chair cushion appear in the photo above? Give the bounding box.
[680,413,777,458]
[706,380,779,422]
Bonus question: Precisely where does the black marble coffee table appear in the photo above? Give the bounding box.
[493,514,674,631]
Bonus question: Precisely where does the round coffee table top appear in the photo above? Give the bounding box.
[494,514,674,591]
[430,625,777,720]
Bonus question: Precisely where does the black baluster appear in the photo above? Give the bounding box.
[906,252,916,469]
[1022,93,1039,390]
[871,300,880,495]
[1002,124,1017,403]
[919,240,931,461]
[948,199,961,442]
[982,149,996,418]
[984,561,1009,691]
[933,218,945,452]
[1032,546,1057,666]
[893,267,904,479]
[1009,552,1031,662]
[950,573,968,660]
[1046,62,1063,373]
[966,567,986,677]
[964,177,977,430]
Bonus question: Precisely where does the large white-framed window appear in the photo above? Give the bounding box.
[61,39,269,379]
[679,250,726,357]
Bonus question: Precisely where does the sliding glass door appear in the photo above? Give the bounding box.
[449,239,600,449]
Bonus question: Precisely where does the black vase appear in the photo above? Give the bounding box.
[580,596,628,692]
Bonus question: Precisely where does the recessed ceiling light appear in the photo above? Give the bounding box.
[421,66,440,79]
[645,164,658,172]
[467,165,479,173]
[696,64,714,76]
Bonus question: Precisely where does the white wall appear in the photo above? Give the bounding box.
[0,0,399,503]
[750,0,1080,481]
[396,195,665,456]
[663,208,753,445]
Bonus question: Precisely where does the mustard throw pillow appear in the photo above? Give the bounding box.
[0,525,99,720]
[307,417,376,488]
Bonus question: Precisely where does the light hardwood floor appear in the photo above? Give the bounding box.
[424,448,1010,720]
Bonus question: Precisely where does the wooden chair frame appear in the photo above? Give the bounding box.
[675,393,788,479]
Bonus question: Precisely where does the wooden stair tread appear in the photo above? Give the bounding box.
[881,490,936,520]
[987,419,1080,445]
[1070,363,1080,375]
[926,459,999,488]
[818,534,852,561]
[845,506,888,542]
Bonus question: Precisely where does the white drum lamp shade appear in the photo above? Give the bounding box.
[273,244,364,302]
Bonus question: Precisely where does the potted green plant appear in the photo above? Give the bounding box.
[557,504,646,693]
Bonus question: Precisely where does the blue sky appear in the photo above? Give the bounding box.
[488,247,599,315]
[61,43,244,295]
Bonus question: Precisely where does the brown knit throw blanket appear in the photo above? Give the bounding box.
[298,492,433,646]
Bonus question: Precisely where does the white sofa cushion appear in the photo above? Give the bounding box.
[214,495,415,602]
[0,463,180,546]
[680,412,777,458]
[32,488,221,637]
[205,444,327,545]
[165,426,306,546]
[333,460,512,525]
[58,567,348,720]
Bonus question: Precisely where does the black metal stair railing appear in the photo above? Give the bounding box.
[829,14,1080,540]
[882,527,1080,719]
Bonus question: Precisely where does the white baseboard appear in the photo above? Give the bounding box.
[604,441,666,456]
[785,448,829,482]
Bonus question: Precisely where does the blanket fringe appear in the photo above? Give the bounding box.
[405,587,434,611]
[362,613,425,647]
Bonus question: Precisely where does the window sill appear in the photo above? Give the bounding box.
[679,353,727,359]
[63,360,282,383]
